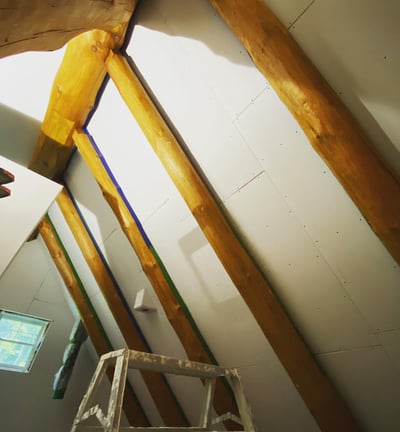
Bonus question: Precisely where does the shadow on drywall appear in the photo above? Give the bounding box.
[127,0,400,180]
[0,102,40,166]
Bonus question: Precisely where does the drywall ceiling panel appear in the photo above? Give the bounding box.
[142,196,318,430]
[48,202,101,299]
[0,241,50,312]
[377,329,400,371]
[33,260,65,305]
[64,152,119,247]
[289,0,400,174]
[318,346,400,432]
[262,0,315,28]
[0,103,40,166]
[88,81,178,224]
[98,228,190,359]
[132,0,267,120]
[0,47,65,121]
[0,156,62,277]
[234,86,400,332]
[224,172,377,354]
[128,1,265,201]
[238,356,319,432]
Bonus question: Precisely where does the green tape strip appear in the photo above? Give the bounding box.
[150,245,218,365]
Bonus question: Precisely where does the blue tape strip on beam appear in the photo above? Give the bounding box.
[82,127,152,248]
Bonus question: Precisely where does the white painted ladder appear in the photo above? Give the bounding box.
[71,349,257,432]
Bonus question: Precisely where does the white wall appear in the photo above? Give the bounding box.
[0,239,97,432]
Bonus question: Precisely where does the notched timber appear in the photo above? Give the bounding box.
[30,27,131,179]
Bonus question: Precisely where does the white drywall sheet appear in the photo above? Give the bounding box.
[0,155,62,276]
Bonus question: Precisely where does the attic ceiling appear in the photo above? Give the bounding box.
[1,0,400,431]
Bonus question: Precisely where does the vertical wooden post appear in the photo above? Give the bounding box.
[208,0,400,265]
[38,217,149,427]
[106,52,359,431]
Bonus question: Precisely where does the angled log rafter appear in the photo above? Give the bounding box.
[73,129,241,430]
[38,217,149,427]
[55,188,188,427]
[106,52,359,431]
[208,0,400,265]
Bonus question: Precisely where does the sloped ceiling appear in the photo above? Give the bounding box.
[1,0,400,431]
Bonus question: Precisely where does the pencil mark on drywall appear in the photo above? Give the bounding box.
[288,0,317,31]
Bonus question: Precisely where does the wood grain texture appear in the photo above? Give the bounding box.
[29,27,130,179]
[0,0,136,59]
[56,188,188,427]
[73,129,241,429]
[208,0,400,265]
[106,52,360,432]
[38,216,149,427]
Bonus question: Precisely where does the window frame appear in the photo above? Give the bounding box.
[0,309,51,373]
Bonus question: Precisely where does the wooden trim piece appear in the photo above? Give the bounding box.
[106,52,359,431]
[208,0,400,265]
[29,28,128,179]
[56,188,188,427]
[73,129,241,429]
[38,216,149,427]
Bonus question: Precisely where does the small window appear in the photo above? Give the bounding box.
[0,310,50,373]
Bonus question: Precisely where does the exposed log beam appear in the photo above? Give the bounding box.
[0,0,136,59]
[106,52,359,431]
[29,28,129,179]
[73,128,241,430]
[56,188,188,427]
[38,216,149,427]
[208,0,400,265]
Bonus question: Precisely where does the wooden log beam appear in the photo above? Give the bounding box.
[29,27,130,179]
[56,188,188,427]
[208,0,400,265]
[0,0,136,59]
[106,52,359,431]
[73,129,241,430]
[38,216,149,427]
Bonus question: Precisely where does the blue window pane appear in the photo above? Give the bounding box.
[0,310,50,372]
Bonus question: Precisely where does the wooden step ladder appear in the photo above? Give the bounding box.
[71,349,257,431]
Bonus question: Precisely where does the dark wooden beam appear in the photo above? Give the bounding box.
[106,52,359,432]
[56,188,188,427]
[73,129,241,429]
[208,0,400,265]
[38,216,149,427]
